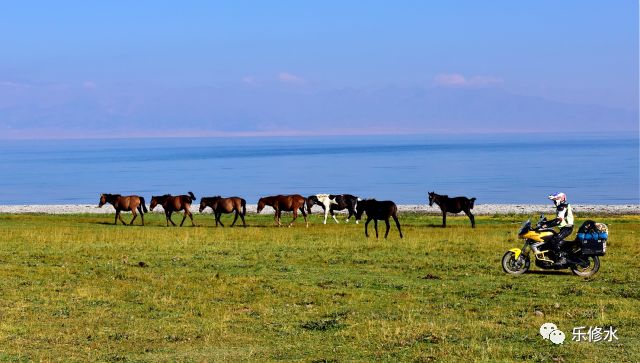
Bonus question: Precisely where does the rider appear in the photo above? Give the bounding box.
[542,192,574,265]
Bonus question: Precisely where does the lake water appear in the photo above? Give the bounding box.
[0,133,638,205]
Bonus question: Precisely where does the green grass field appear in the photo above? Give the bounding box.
[0,212,638,362]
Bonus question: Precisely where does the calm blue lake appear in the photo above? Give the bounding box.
[0,133,638,205]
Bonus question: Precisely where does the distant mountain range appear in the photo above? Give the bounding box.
[1,84,637,138]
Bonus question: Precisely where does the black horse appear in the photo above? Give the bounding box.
[428,191,476,228]
[306,194,360,223]
[355,199,403,238]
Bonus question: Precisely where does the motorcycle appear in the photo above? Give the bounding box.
[502,215,605,277]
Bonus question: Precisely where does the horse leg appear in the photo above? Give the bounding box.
[138,205,145,226]
[364,217,372,237]
[117,211,127,226]
[442,211,447,228]
[330,209,339,224]
[289,209,298,227]
[180,210,188,226]
[130,209,137,225]
[465,209,475,228]
[393,214,403,238]
[217,212,224,227]
[301,207,308,228]
[181,209,195,227]
[167,211,177,226]
[275,209,281,226]
[231,210,239,227]
[323,207,329,225]
[373,219,379,238]
[113,211,118,225]
[240,210,246,228]
[384,218,391,238]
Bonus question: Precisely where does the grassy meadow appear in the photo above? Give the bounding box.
[0,211,638,362]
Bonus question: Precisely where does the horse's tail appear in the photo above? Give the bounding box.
[139,196,148,213]
[241,198,246,216]
[469,198,476,210]
[188,191,196,202]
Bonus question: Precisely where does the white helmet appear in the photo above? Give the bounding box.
[548,192,567,205]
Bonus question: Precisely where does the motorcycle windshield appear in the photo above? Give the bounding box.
[519,219,531,235]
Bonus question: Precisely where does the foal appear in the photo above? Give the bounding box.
[150,192,197,227]
[355,199,403,238]
[428,191,476,228]
[199,196,247,227]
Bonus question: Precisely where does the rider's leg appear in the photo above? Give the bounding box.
[553,226,573,264]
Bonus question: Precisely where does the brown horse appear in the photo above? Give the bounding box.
[257,194,308,227]
[150,192,197,227]
[98,193,147,226]
[199,196,247,227]
[428,191,476,228]
[355,199,403,238]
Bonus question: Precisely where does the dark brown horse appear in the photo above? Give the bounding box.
[355,199,403,238]
[257,194,308,227]
[428,191,476,228]
[98,193,147,226]
[199,196,247,227]
[150,192,197,227]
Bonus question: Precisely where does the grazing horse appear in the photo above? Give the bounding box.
[150,192,197,227]
[355,199,403,238]
[257,194,308,227]
[98,193,147,226]
[306,194,360,224]
[199,196,247,227]
[428,191,476,228]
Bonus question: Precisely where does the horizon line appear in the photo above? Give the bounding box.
[2,128,639,141]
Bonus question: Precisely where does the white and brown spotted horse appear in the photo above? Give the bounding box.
[306,194,360,224]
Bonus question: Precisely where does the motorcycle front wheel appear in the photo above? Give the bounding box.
[571,255,600,277]
[502,251,530,274]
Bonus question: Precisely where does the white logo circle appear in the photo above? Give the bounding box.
[549,329,566,345]
[539,323,557,339]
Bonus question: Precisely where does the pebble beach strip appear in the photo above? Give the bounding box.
[0,204,638,215]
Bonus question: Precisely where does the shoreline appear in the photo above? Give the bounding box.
[0,204,638,215]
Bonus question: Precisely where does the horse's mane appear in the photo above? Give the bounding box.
[430,192,448,199]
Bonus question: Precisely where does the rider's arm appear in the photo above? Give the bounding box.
[544,205,566,228]
[544,218,561,228]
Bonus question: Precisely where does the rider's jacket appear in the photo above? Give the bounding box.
[555,202,574,228]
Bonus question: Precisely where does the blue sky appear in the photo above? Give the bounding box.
[1,1,638,138]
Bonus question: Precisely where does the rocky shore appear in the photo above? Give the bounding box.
[0,204,638,215]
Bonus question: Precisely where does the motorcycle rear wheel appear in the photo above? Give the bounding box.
[502,251,530,274]
[571,255,600,277]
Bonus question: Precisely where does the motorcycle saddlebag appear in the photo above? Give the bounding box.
[577,221,607,256]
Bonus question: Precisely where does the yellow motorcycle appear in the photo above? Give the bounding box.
[502,215,605,277]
